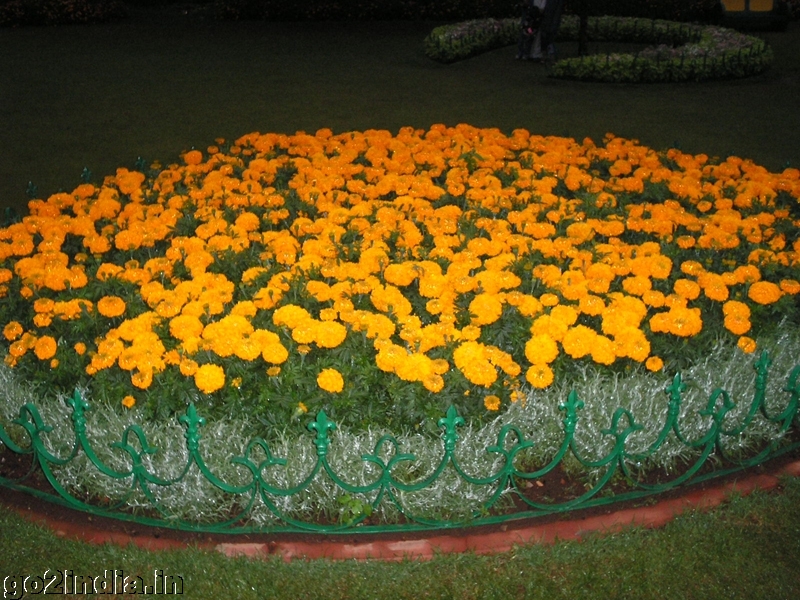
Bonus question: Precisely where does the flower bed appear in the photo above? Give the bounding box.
[424,16,773,82]
[1,125,799,529]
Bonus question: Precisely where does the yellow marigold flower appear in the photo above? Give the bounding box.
[267,366,281,377]
[539,293,560,307]
[49,359,59,369]
[422,373,445,393]
[74,342,86,355]
[562,325,596,359]
[525,364,554,389]
[3,321,23,341]
[194,363,226,394]
[179,357,198,377]
[484,395,501,411]
[469,293,503,326]
[297,344,311,355]
[578,294,605,316]
[748,281,782,305]
[315,320,347,349]
[317,368,344,393]
[131,369,153,390]
[550,304,578,327]
[97,296,126,318]
[122,395,136,409]
[590,335,616,366]
[170,314,204,341]
[613,326,651,362]
[738,336,757,354]
[622,275,651,297]
[525,334,559,365]
[273,304,312,329]
[33,336,57,360]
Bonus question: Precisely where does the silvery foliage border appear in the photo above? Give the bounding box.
[1,329,797,526]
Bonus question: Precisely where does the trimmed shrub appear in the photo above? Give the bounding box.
[424,15,772,83]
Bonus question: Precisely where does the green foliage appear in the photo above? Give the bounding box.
[0,0,127,26]
[551,17,773,82]
[213,0,518,21]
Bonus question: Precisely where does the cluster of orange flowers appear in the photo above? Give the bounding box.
[0,124,798,419]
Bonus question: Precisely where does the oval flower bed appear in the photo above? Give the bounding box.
[424,15,773,82]
[1,124,799,529]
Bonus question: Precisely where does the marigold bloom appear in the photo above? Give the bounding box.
[97,296,126,318]
[317,368,344,393]
[3,321,22,341]
[748,281,782,305]
[645,356,664,372]
[31,335,57,360]
[484,395,501,411]
[526,364,554,389]
[194,363,225,394]
[738,336,757,354]
[122,395,136,409]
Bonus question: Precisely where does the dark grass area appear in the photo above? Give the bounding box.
[2,477,800,598]
[1,6,799,214]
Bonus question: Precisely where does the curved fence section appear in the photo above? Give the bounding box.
[1,351,799,535]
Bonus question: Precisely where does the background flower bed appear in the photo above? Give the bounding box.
[424,15,773,83]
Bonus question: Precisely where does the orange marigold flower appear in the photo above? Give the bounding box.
[737,336,757,354]
[74,342,87,355]
[484,395,501,411]
[194,363,226,394]
[748,281,782,305]
[673,279,701,301]
[645,356,664,372]
[34,336,57,360]
[97,296,126,318]
[561,325,596,359]
[524,334,559,365]
[780,279,800,295]
[3,321,23,341]
[122,395,136,409]
[317,368,344,393]
[184,149,203,165]
[525,364,554,389]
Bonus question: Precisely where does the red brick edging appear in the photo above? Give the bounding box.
[6,459,800,562]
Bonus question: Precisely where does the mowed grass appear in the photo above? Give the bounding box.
[2,477,800,599]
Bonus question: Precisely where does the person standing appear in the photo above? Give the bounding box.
[533,0,565,63]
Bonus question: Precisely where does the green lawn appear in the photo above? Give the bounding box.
[2,477,800,599]
[1,8,799,214]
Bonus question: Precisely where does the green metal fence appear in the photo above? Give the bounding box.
[1,351,798,535]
